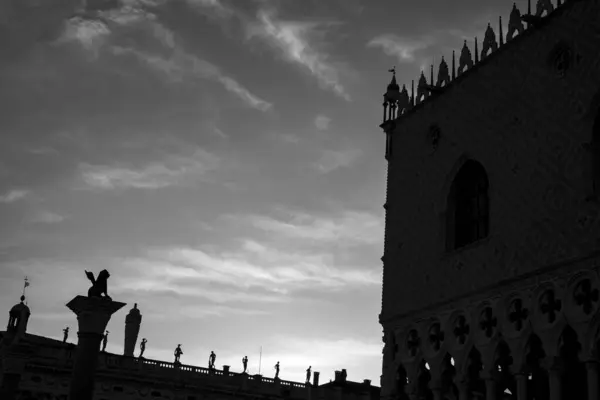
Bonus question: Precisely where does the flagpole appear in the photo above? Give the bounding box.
[258,346,262,375]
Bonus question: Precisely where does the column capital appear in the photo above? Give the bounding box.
[66,296,125,335]
[584,359,600,370]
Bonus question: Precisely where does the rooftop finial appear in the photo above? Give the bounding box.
[388,66,396,76]
[22,276,30,303]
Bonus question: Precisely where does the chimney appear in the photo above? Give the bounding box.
[313,371,320,386]
[341,369,347,383]
[363,379,371,386]
[123,303,142,357]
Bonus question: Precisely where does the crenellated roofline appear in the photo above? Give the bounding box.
[380,0,579,132]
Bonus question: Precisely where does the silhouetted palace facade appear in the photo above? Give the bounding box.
[0,298,379,400]
[379,0,600,400]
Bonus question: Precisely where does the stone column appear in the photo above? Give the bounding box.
[586,361,599,400]
[428,380,443,400]
[514,373,528,400]
[456,381,469,400]
[484,379,497,400]
[67,295,125,400]
[548,367,562,400]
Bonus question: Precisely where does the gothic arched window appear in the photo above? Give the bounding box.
[447,160,490,250]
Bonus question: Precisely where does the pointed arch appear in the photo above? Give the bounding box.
[445,158,490,250]
[395,364,410,400]
[559,326,587,400]
[525,334,549,400]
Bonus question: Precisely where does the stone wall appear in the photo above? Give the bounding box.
[381,0,600,322]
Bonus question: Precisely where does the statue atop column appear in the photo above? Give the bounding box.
[139,338,147,358]
[242,356,248,373]
[208,351,216,369]
[174,344,183,364]
[66,269,125,400]
[306,366,311,384]
[63,327,69,343]
[274,361,280,380]
[85,270,112,300]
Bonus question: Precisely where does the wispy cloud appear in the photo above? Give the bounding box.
[79,148,220,190]
[242,209,382,246]
[29,211,66,224]
[0,189,29,204]
[314,148,362,174]
[184,0,234,19]
[248,10,351,101]
[367,34,433,63]
[314,115,331,131]
[59,2,273,112]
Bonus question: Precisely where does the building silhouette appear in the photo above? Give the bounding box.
[0,299,379,400]
[379,0,600,400]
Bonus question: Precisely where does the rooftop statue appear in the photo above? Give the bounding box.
[85,269,112,300]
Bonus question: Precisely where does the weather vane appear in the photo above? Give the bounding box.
[23,276,30,297]
[388,66,396,76]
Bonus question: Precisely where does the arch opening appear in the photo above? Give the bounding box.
[559,326,587,400]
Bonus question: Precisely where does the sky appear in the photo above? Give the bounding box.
[0,0,522,385]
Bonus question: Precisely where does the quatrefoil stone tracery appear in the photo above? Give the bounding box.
[428,322,444,352]
[573,279,599,315]
[406,329,420,357]
[539,289,562,324]
[508,298,529,331]
[479,307,497,338]
[453,315,470,345]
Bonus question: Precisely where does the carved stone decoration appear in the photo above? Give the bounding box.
[458,40,474,75]
[428,125,441,150]
[508,298,529,332]
[427,322,445,353]
[406,329,421,358]
[535,0,555,17]
[507,3,525,41]
[436,57,450,87]
[538,288,563,326]
[547,41,573,78]
[452,315,470,346]
[478,306,498,339]
[481,23,498,60]
[573,279,599,315]
[416,72,428,104]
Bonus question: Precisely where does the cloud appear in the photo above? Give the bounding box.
[57,17,111,56]
[314,148,361,174]
[248,10,351,101]
[314,115,331,131]
[367,34,433,63]
[79,148,220,190]
[257,336,382,381]
[58,2,273,112]
[0,190,29,203]
[29,211,66,224]
[243,209,383,246]
[184,0,234,19]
